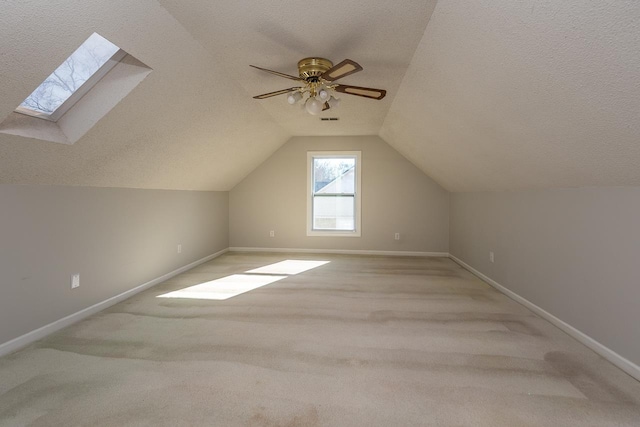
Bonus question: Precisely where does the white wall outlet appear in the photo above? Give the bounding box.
[394,233,400,240]
[177,244,182,254]
[269,230,275,237]
[71,274,80,289]
[489,251,495,263]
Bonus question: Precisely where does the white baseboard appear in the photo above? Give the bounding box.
[9,247,635,383]
[449,254,640,382]
[0,248,229,358]
[229,247,449,257]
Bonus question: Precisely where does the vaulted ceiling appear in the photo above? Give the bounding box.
[1,0,638,192]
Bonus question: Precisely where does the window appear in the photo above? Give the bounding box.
[307,151,361,237]
[15,33,125,122]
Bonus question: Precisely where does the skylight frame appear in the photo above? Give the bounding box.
[14,35,126,123]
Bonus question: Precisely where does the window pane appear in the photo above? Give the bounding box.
[313,158,355,194]
[313,196,355,230]
[19,33,119,115]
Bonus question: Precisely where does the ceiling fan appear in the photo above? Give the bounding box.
[250,58,386,115]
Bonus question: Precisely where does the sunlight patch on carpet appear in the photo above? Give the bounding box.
[245,260,330,275]
[157,274,287,300]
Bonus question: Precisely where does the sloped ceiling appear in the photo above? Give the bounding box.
[1,0,639,192]
[0,0,289,191]
[381,0,640,192]
[155,0,437,137]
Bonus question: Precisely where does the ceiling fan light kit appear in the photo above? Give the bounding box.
[251,57,386,115]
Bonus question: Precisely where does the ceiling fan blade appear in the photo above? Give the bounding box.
[250,65,304,82]
[321,59,363,81]
[253,87,302,99]
[334,84,386,100]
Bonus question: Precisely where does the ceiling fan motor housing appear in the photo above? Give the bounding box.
[298,57,333,81]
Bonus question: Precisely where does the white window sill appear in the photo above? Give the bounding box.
[307,230,361,237]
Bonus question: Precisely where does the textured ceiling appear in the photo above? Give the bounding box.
[1,0,639,192]
[0,0,289,190]
[155,0,437,137]
[381,0,640,191]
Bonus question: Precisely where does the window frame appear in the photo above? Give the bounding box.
[306,151,362,237]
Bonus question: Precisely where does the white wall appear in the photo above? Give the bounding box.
[450,187,640,367]
[0,185,228,346]
[230,136,449,253]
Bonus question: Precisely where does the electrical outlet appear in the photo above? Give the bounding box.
[177,244,182,254]
[71,274,80,289]
[394,233,400,240]
[269,230,275,237]
[489,251,495,263]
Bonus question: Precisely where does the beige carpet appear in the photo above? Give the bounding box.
[1,252,639,426]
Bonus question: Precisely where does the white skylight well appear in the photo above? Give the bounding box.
[1,32,151,145]
[16,33,124,122]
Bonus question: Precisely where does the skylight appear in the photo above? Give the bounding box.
[16,33,123,121]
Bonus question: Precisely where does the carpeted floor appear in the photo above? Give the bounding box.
[1,252,639,426]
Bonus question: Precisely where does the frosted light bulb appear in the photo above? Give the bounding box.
[287,91,302,104]
[318,88,329,101]
[305,97,323,115]
[327,96,341,109]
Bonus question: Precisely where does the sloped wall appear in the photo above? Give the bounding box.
[0,185,228,346]
[450,187,640,367]
[230,136,449,253]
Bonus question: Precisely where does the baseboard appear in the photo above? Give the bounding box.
[449,254,640,382]
[0,248,229,358]
[11,248,634,382]
[229,247,449,257]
